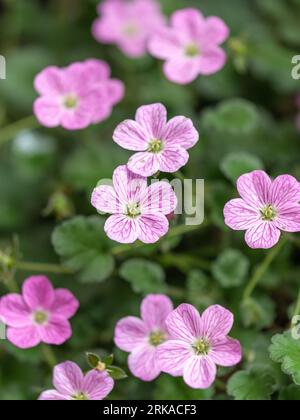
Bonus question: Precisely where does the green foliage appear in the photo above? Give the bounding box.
[221,152,264,183]
[227,367,276,400]
[212,249,250,288]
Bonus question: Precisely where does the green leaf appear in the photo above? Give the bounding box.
[241,295,275,330]
[103,354,114,366]
[227,368,276,400]
[154,375,213,400]
[86,353,100,369]
[52,216,115,283]
[107,366,128,380]
[119,259,166,295]
[279,384,300,400]
[221,152,264,183]
[269,331,300,385]
[212,249,250,288]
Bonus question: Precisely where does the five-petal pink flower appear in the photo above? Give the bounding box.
[113,103,199,177]
[92,0,165,58]
[114,294,173,381]
[148,8,230,85]
[224,170,300,249]
[91,165,177,244]
[157,304,242,389]
[34,59,124,130]
[0,276,79,349]
[38,361,114,400]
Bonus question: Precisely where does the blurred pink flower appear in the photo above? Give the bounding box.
[33,59,124,130]
[38,361,114,400]
[114,294,173,381]
[148,8,229,84]
[92,0,165,58]
[91,165,177,244]
[0,276,79,349]
[224,170,300,249]
[113,103,199,176]
[157,304,242,389]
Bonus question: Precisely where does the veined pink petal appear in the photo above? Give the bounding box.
[114,316,148,352]
[105,215,139,244]
[39,317,72,345]
[165,304,201,342]
[275,205,300,232]
[163,116,199,150]
[112,165,148,204]
[34,66,64,96]
[128,152,161,177]
[7,326,41,349]
[138,214,169,243]
[245,221,281,249]
[148,28,182,60]
[224,199,260,231]
[53,362,84,396]
[164,57,201,85]
[210,337,242,367]
[183,356,216,389]
[135,103,167,139]
[237,171,272,208]
[128,345,161,381]
[171,8,205,43]
[0,294,31,327]
[201,17,230,45]
[157,340,193,376]
[141,294,173,330]
[113,119,149,151]
[91,185,124,214]
[22,276,55,310]
[271,175,300,208]
[200,305,234,340]
[140,182,177,215]
[38,390,70,401]
[158,146,189,173]
[82,371,114,400]
[33,97,62,128]
[50,289,79,320]
[198,47,227,75]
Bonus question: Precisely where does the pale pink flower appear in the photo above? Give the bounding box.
[92,0,165,58]
[91,165,177,244]
[114,294,173,381]
[0,276,79,349]
[157,304,242,389]
[38,361,114,400]
[148,8,230,85]
[113,103,199,176]
[224,170,300,249]
[33,59,124,130]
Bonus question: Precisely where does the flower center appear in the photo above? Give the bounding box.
[149,330,166,346]
[148,139,163,153]
[260,204,277,222]
[192,338,211,356]
[72,392,88,401]
[185,43,200,57]
[63,94,78,109]
[126,202,141,218]
[123,23,138,38]
[33,310,48,325]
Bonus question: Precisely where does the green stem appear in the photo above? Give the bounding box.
[42,345,57,368]
[174,171,186,182]
[293,288,300,319]
[243,236,289,302]
[16,261,73,275]
[0,116,39,146]
[157,253,211,272]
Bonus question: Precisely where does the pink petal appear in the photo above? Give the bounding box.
[198,47,227,75]
[171,8,205,43]
[201,305,234,340]
[113,120,149,151]
[140,182,177,215]
[104,79,125,105]
[165,304,201,342]
[7,326,41,349]
[83,59,111,82]
[201,17,230,45]
[0,294,31,327]
[141,294,173,330]
[22,276,55,311]
[128,152,161,177]
[33,97,62,128]
[105,215,140,244]
[82,371,114,400]
[164,57,201,85]
[114,316,148,352]
[237,171,272,208]
[245,221,281,249]
[60,100,92,131]
[135,103,167,139]
[91,102,112,125]
[275,205,300,232]
[91,185,124,214]
[38,390,70,400]
[34,66,64,95]
[158,146,189,173]
[148,28,182,60]
[128,345,161,381]
[157,340,193,376]
[119,39,148,58]
[271,175,300,208]
[53,362,84,396]
[163,116,199,149]
[138,214,169,244]
[210,337,242,367]
[183,356,216,389]
[39,317,72,345]
[50,289,79,319]
[112,165,148,203]
[224,198,260,231]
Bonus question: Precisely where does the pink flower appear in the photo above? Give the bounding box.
[33,59,124,130]
[38,361,114,400]
[91,165,177,244]
[113,103,199,176]
[157,304,242,389]
[224,170,300,249]
[114,294,173,381]
[0,276,79,349]
[92,0,165,58]
[148,8,230,85]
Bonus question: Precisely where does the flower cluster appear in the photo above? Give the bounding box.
[115,294,242,389]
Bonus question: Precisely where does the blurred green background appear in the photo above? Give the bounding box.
[1,0,300,400]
